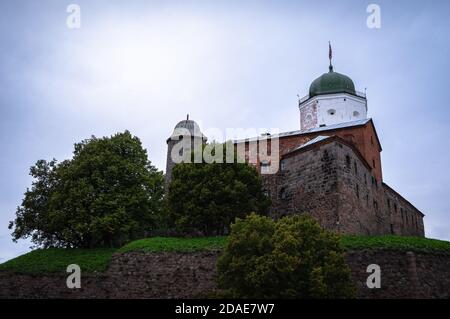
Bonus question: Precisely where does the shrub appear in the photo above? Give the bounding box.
[217,213,356,298]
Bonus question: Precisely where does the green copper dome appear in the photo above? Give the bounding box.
[309,66,356,98]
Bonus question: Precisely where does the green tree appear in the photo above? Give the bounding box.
[9,131,164,248]
[217,213,356,298]
[167,142,270,236]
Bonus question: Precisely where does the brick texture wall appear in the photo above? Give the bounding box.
[237,120,383,181]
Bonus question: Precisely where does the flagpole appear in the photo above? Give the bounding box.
[328,41,333,72]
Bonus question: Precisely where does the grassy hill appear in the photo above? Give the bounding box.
[1,235,449,274]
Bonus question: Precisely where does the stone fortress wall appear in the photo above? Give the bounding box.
[234,119,424,237]
[1,248,448,299]
[260,137,424,236]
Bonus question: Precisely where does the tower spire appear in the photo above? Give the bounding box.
[328,41,333,72]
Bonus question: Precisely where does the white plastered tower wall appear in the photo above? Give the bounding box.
[299,93,367,130]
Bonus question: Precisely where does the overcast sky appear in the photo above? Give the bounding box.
[1,0,450,261]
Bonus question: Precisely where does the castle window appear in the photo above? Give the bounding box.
[345,155,351,168]
[354,161,358,175]
[344,134,355,143]
[280,159,286,171]
[373,200,378,211]
[260,160,270,174]
[394,203,398,213]
[387,199,391,209]
[371,176,378,188]
[179,148,184,156]
[390,224,394,235]
[263,189,270,197]
[371,136,374,145]
[328,109,336,116]
[279,187,287,200]
[356,184,360,199]
[372,159,376,168]
[364,174,367,185]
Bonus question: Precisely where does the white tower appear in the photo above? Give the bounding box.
[298,45,367,130]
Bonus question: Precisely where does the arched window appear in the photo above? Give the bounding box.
[344,134,355,143]
[305,114,312,122]
[345,155,351,168]
[279,187,287,200]
[260,160,270,174]
[280,159,286,171]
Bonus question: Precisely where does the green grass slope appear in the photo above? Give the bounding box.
[0,248,115,274]
[341,235,450,251]
[118,236,227,253]
[1,235,449,274]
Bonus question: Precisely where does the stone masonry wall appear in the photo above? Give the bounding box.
[262,139,424,236]
[0,249,449,299]
[334,141,424,236]
[262,142,340,230]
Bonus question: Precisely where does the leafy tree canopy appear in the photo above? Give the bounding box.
[9,131,164,248]
[167,142,270,236]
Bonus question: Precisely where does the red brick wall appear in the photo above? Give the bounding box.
[237,121,383,182]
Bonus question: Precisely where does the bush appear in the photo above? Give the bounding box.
[217,213,356,298]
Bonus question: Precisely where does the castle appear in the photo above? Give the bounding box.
[165,55,425,237]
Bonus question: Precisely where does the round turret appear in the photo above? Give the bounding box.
[165,115,207,190]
